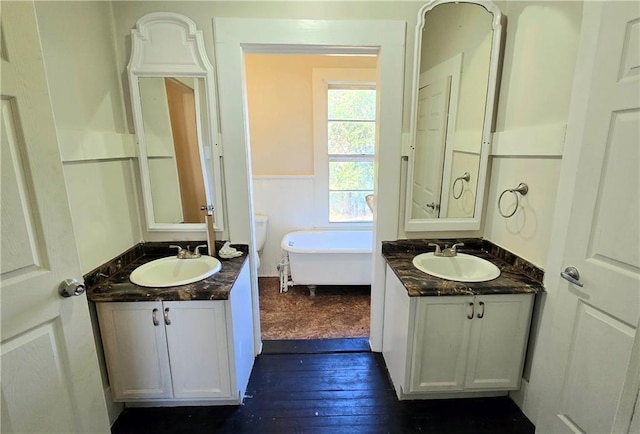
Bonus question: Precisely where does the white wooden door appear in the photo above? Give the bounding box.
[537,2,640,433]
[411,76,451,219]
[409,296,473,392]
[465,295,533,390]
[164,301,232,399]
[0,2,110,432]
[96,302,173,401]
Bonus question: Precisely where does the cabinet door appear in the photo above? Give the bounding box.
[465,294,534,390]
[409,296,474,392]
[164,301,232,399]
[96,302,173,400]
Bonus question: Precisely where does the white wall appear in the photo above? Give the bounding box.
[485,158,563,266]
[253,177,315,276]
[35,1,142,274]
[485,0,583,268]
[401,2,583,268]
[38,0,582,273]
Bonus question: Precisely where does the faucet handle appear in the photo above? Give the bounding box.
[444,242,465,256]
[194,245,208,257]
[169,245,188,259]
[428,243,442,255]
[451,242,465,253]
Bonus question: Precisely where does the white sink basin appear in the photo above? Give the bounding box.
[130,256,222,288]
[412,253,500,282]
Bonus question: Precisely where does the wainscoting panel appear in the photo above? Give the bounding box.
[253,176,315,276]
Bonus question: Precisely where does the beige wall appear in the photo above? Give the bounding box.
[245,54,377,176]
[35,1,142,274]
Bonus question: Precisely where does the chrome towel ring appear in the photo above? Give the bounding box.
[498,183,528,218]
[452,172,471,200]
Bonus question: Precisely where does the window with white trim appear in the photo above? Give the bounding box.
[312,68,377,227]
[326,86,376,222]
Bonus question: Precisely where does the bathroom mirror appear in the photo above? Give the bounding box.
[405,0,504,232]
[128,12,224,232]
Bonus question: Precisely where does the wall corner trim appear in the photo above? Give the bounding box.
[491,123,566,157]
[58,129,137,162]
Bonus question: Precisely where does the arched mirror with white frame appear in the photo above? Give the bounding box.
[128,12,224,233]
[404,0,505,232]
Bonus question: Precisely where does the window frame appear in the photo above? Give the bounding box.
[312,68,377,228]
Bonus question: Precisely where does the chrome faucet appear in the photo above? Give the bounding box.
[428,242,465,257]
[169,244,208,259]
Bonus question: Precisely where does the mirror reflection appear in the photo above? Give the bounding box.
[138,77,209,224]
[408,2,494,220]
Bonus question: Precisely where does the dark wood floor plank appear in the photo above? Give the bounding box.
[240,401,398,417]
[242,388,397,402]
[249,352,385,372]
[111,339,535,434]
[262,337,370,354]
[219,415,395,434]
[246,372,392,393]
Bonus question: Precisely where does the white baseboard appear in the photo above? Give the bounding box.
[104,386,124,426]
[510,377,528,408]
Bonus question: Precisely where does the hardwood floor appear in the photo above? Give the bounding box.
[111,339,535,433]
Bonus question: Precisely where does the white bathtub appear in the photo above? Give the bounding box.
[281,230,373,295]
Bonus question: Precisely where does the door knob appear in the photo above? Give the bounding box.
[560,266,583,287]
[58,278,86,297]
[426,202,440,211]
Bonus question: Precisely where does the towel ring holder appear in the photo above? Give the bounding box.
[498,183,528,218]
[452,172,471,200]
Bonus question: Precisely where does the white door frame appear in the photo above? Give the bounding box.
[212,18,406,352]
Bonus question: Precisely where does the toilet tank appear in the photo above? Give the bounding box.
[254,214,268,251]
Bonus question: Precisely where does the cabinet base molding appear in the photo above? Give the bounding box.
[397,389,507,401]
[125,395,241,407]
[509,378,535,420]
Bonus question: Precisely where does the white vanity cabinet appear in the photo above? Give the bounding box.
[96,262,254,404]
[383,265,534,399]
[97,301,231,401]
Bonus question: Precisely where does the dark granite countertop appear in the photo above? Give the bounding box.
[382,239,544,297]
[86,241,248,303]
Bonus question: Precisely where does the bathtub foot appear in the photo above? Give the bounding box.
[308,285,316,298]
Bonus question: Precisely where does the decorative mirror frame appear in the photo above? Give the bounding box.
[128,12,224,232]
[404,0,504,232]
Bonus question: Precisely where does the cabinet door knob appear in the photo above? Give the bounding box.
[467,302,474,319]
[164,307,171,325]
[477,301,485,319]
[152,308,160,326]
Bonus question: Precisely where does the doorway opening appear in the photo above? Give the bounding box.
[243,52,379,341]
